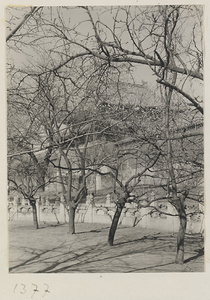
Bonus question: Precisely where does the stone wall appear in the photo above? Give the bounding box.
[8,194,204,234]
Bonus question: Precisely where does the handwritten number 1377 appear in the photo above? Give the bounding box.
[13,284,50,298]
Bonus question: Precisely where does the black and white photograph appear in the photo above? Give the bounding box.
[1,1,209,299]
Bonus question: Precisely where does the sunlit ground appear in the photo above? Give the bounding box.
[9,221,204,273]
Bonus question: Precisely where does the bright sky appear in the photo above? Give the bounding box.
[5,6,164,90]
[1,2,210,299]
[6,6,203,99]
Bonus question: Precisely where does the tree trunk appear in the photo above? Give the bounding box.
[175,201,187,264]
[108,196,127,246]
[68,204,76,234]
[31,202,39,229]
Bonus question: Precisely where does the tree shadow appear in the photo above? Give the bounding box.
[9,242,68,272]
[37,223,66,229]
[9,249,50,272]
[116,235,159,246]
[126,261,175,273]
[184,247,204,264]
[75,226,110,234]
[9,229,204,273]
[34,238,176,273]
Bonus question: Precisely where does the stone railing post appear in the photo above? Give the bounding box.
[13,195,19,220]
[84,193,95,223]
[21,197,26,206]
[167,202,176,233]
[105,194,111,207]
[140,206,150,228]
[45,198,50,207]
[36,197,41,222]
[59,195,66,223]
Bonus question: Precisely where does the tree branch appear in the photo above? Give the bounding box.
[157,78,203,114]
[6,7,41,42]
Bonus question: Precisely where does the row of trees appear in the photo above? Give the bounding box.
[7,5,203,264]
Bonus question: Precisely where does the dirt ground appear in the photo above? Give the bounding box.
[8,220,204,273]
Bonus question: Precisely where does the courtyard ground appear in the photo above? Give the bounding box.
[8,221,204,273]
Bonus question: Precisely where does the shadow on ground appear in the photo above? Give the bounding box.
[9,222,204,273]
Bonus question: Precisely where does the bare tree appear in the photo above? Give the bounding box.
[8,156,45,229]
[6,6,203,114]
[6,5,203,264]
[7,72,56,228]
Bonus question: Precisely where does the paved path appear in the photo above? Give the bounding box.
[9,221,204,273]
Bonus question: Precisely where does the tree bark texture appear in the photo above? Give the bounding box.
[175,199,187,264]
[31,202,39,229]
[108,195,128,246]
[68,204,76,234]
